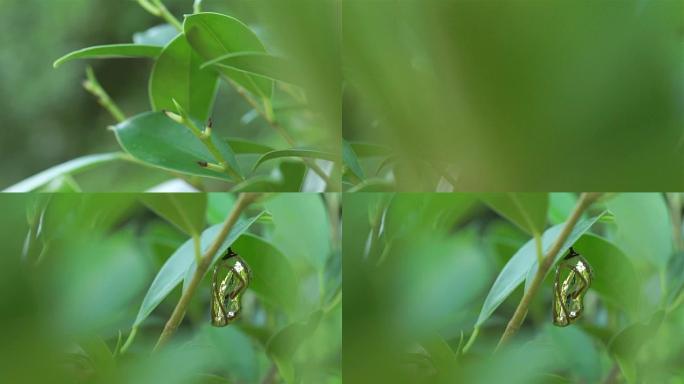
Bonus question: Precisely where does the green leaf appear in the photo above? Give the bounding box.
[133,24,178,46]
[608,310,665,383]
[226,138,275,154]
[113,112,241,181]
[53,44,162,68]
[184,12,272,98]
[419,335,457,377]
[264,195,331,270]
[202,52,298,84]
[545,325,601,383]
[343,140,365,181]
[3,153,123,192]
[182,213,265,292]
[476,213,605,326]
[252,148,339,172]
[149,35,219,121]
[229,233,298,312]
[140,194,207,236]
[349,142,392,158]
[606,193,672,270]
[573,234,641,315]
[267,311,323,384]
[134,213,263,327]
[206,193,236,225]
[665,252,684,306]
[548,193,578,225]
[346,179,394,192]
[79,336,115,375]
[480,193,549,235]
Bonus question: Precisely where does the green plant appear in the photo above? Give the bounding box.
[5,0,339,193]
[343,192,684,383]
[1,192,341,384]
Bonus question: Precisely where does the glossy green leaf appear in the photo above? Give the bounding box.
[607,193,672,270]
[265,194,331,270]
[480,193,549,235]
[252,148,338,172]
[229,234,298,312]
[476,213,605,326]
[182,213,265,293]
[3,153,124,192]
[267,311,323,384]
[202,52,298,84]
[133,24,178,46]
[149,35,219,121]
[183,12,272,98]
[134,213,263,327]
[343,140,366,181]
[140,194,207,236]
[113,112,241,181]
[573,234,641,315]
[53,44,162,68]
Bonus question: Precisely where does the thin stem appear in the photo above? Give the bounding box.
[221,75,334,188]
[83,67,125,123]
[496,192,601,349]
[166,101,244,181]
[667,193,683,251]
[154,193,261,351]
[192,234,201,264]
[261,364,278,384]
[140,0,183,31]
[193,0,204,14]
[119,326,138,355]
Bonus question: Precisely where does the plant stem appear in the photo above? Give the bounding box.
[496,192,601,349]
[153,193,261,351]
[83,67,126,123]
[138,0,183,31]
[193,0,204,14]
[221,75,335,189]
[667,193,683,251]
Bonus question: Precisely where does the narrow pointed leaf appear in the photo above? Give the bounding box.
[53,44,162,68]
[140,194,207,236]
[252,149,338,172]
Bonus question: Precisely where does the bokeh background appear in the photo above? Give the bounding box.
[0,0,339,191]
[343,0,684,190]
[0,193,341,384]
[344,193,684,383]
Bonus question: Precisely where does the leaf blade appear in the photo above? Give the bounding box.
[53,44,162,68]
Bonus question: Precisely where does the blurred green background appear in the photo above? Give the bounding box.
[343,0,684,190]
[0,0,339,191]
[0,193,341,384]
[344,193,684,383]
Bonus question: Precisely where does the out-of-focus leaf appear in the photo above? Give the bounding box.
[480,193,548,235]
[149,35,219,121]
[226,138,275,155]
[79,336,114,375]
[267,311,323,384]
[133,24,178,46]
[203,52,298,84]
[252,148,339,172]
[346,179,394,192]
[113,112,241,181]
[3,153,123,192]
[606,193,672,270]
[189,325,260,383]
[573,234,641,315]
[184,12,272,98]
[609,310,665,383]
[420,335,457,378]
[206,193,235,225]
[38,174,82,192]
[140,194,207,236]
[545,325,601,383]
[265,195,330,270]
[134,213,263,326]
[229,233,298,312]
[349,142,392,158]
[548,193,578,225]
[53,44,162,67]
[477,213,604,326]
[343,140,365,181]
[666,252,684,306]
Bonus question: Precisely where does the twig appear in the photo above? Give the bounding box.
[137,0,183,31]
[83,66,125,123]
[154,193,261,351]
[496,192,602,349]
